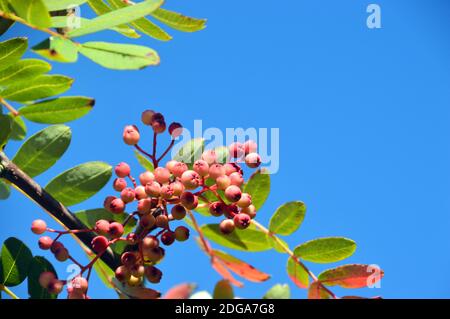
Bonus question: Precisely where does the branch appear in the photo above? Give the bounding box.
[0,284,19,299]
[0,152,121,271]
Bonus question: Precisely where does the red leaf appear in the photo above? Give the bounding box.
[163,283,196,299]
[286,257,309,288]
[123,286,161,299]
[307,281,331,299]
[318,264,384,289]
[213,249,270,283]
[211,258,243,288]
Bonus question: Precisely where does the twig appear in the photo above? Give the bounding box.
[0,97,18,117]
[0,284,19,299]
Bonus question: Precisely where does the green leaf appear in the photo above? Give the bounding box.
[269,201,306,236]
[173,138,204,167]
[201,223,272,252]
[213,280,234,299]
[0,18,14,37]
[294,237,357,264]
[0,59,51,85]
[9,0,51,28]
[0,113,12,147]
[12,125,71,178]
[19,96,94,124]
[0,237,33,287]
[75,208,137,234]
[8,114,27,141]
[107,0,171,41]
[286,257,309,289]
[27,256,57,299]
[263,284,290,299]
[243,169,270,211]
[0,37,27,72]
[318,264,384,289]
[86,0,140,39]
[43,0,87,11]
[0,180,10,200]
[32,37,79,63]
[68,0,163,38]
[1,75,73,102]
[79,42,159,70]
[151,8,206,32]
[134,150,154,172]
[45,161,112,206]
[91,255,115,289]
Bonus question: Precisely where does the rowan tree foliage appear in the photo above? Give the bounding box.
[0,0,383,299]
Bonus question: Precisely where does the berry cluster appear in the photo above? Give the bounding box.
[32,110,263,299]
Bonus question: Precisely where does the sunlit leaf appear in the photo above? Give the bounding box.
[243,169,270,211]
[173,137,204,167]
[286,256,309,289]
[0,180,11,200]
[163,283,196,299]
[294,237,357,264]
[318,264,384,289]
[211,258,243,288]
[0,37,27,72]
[43,0,87,11]
[9,0,51,28]
[27,256,57,299]
[0,59,51,85]
[8,114,27,141]
[32,37,79,63]
[0,113,12,147]
[0,237,33,287]
[263,284,290,299]
[307,281,332,299]
[151,8,206,32]
[134,150,154,172]
[269,201,306,236]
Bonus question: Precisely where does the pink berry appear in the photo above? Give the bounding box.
[39,271,56,288]
[31,219,47,235]
[180,192,198,210]
[72,277,89,293]
[123,125,140,145]
[244,140,258,155]
[225,204,240,219]
[209,202,227,217]
[171,162,188,178]
[141,110,155,125]
[224,163,240,176]
[241,205,257,219]
[245,153,262,169]
[171,205,186,220]
[142,236,159,250]
[113,178,127,192]
[137,198,152,214]
[54,247,69,262]
[115,265,131,282]
[193,160,210,177]
[108,222,124,239]
[174,226,190,242]
[47,279,63,294]
[237,193,252,208]
[225,185,242,202]
[134,185,147,200]
[201,150,217,165]
[166,160,178,172]
[229,142,245,158]
[233,213,251,229]
[145,181,161,197]
[109,198,126,214]
[140,214,156,229]
[209,164,226,180]
[216,175,231,190]
[229,172,244,186]
[120,187,136,203]
[181,170,201,190]
[219,219,235,235]
[103,196,116,211]
[139,171,155,186]
[38,236,53,250]
[154,167,171,184]
[115,162,131,178]
[168,122,183,138]
[161,231,175,246]
[95,219,110,236]
[171,181,185,196]
[91,236,109,253]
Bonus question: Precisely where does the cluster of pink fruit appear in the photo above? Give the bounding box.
[32,110,263,298]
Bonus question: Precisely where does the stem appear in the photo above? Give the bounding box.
[134,144,155,163]
[0,152,121,271]
[0,97,18,116]
[251,219,338,299]
[0,284,19,299]
[152,133,158,167]
[156,139,175,164]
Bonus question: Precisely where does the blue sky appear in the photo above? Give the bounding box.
[1,0,450,299]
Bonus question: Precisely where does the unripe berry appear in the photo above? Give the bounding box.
[150,113,166,133]
[241,204,257,219]
[145,266,162,284]
[161,231,175,246]
[54,247,69,262]
[229,142,245,158]
[142,236,159,250]
[113,178,127,192]
[109,198,126,214]
[245,153,262,169]
[140,214,156,229]
[121,251,138,267]
[237,193,252,208]
[160,184,174,199]
[209,164,226,180]
[193,160,210,177]
[71,277,89,293]
[219,219,235,235]
[171,162,188,178]
[225,185,242,202]
[201,150,217,165]
[154,167,171,184]
[180,192,199,210]
[139,171,155,186]
[134,185,147,200]
[174,226,190,242]
[155,214,169,228]
[103,196,116,211]
[141,109,155,125]
[108,222,124,239]
[229,172,244,187]
[115,265,131,282]
[209,202,227,217]
[233,213,251,229]
[168,122,183,138]
[115,162,131,178]
[39,271,56,288]
[91,236,109,253]
[171,205,186,220]
[50,241,64,254]
[181,170,201,190]
[244,140,258,155]
[137,198,152,214]
[171,181,185,196]
[143,247,163,262]
[145,181,161,197]
[31,219,47,235]
[38,236,53,250]
[224,163,240,176]
[128,275,142,287]
[216,175,231,190]
[47,279,63,294]
[120,187,135,203]
[123,125,140,145]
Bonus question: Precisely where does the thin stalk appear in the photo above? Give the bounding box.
[0,284,19,299]
[0,97,18,116]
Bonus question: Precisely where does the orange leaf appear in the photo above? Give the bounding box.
[211,258,243,288]
[318,264,384,289]
[307,281,331,299]
[163,283,196,299]
[213,249,270,282]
